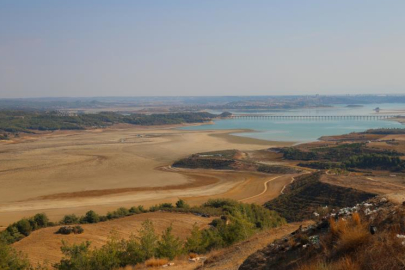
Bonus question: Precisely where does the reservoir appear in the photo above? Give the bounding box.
[182,103,405,142]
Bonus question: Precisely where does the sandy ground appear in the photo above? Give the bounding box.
[13,212,213,266]
[0,126,292,225]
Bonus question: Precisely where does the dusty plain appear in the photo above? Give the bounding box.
[0,125,292,225]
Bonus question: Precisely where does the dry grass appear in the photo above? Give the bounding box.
[335,225,369,254]
[352,212,361,226]
[13,212,212,265]
[145,258,169,267]
[300,209,405,270]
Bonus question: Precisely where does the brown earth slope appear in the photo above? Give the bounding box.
[12,212,213,266]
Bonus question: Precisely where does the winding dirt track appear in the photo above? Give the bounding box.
[239,176,281,202]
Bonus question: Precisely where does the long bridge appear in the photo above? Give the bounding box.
[230,114,401,120]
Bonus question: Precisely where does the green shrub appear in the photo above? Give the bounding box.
[157,225,183,260]
[138,220,158,260]
[56,226,84,235]
[175,199,189,209]
[32,213,49,229]
[80,210,100,224]
[0,239,31,270]
[120,236,144,265]
[61,214,79,225]
[184,223,206,254]
[106,207,130,220]
[16,219,32,236]
[203,198,238,209]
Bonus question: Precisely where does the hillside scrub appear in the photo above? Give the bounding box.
[265,172,375,222]
[54,200,285,270]
[0,201,232,244]
[281,143,405,172]
[241,197,405,270]
[0,237,48,270]
[1,199,285,269]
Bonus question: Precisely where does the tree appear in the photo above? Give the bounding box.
[138,220,158,259]
[16,219,32,236]
[184,223,206,254]
[33,213,49,228]
[61,214,79,225]
[175,199,189,209]
[88,234,121,270]
[0,238,31,270]
[222,211,255,245]
[54,241,92,270]
[120,236,144,266]
[157,225,183,260]
[81,211,99,224]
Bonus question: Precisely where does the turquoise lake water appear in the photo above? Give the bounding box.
[182,104,405,142]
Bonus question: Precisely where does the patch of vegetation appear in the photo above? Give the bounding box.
[265,172,375,222]
[0,133,9,140]
[0,237,47,270]
[362,128,405,135]
[56,226,84,235]
[283,143,402,162]
[173,151,301,174]
[257,164,300,174]
[345,153,405,171]
[0,110,218,133]
[1,199,285,270]
[50,199,284,270]
[173,157,236,170]
[1,213,50,244]
[196,149,239,159]
[282,143,405,172]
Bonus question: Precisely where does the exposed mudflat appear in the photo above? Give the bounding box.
[0,126,292,225]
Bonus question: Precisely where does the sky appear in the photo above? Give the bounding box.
[0,0,405,98]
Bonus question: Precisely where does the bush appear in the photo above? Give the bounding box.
[56,226,84,235]
[203,198,238,209]
[107,207,130,220]
[157,225,183,260]
[138,220,158,260]
[80,210,100,224]
[0,239,32,270]
[33,213,49,228]
[61,214,79,225]
[16,219,32,236]
[185,224,206,254]
[176,199,189,209]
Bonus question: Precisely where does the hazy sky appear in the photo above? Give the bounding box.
[1,1,405,98]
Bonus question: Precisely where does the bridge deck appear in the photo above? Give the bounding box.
[230,115,401,119]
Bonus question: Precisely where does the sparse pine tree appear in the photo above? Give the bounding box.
[138,220,158,259]
[184,223,206,254]
[120,235,144,265]
[157,225,183,260]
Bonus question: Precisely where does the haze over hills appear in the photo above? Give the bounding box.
[1,94,405,111]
